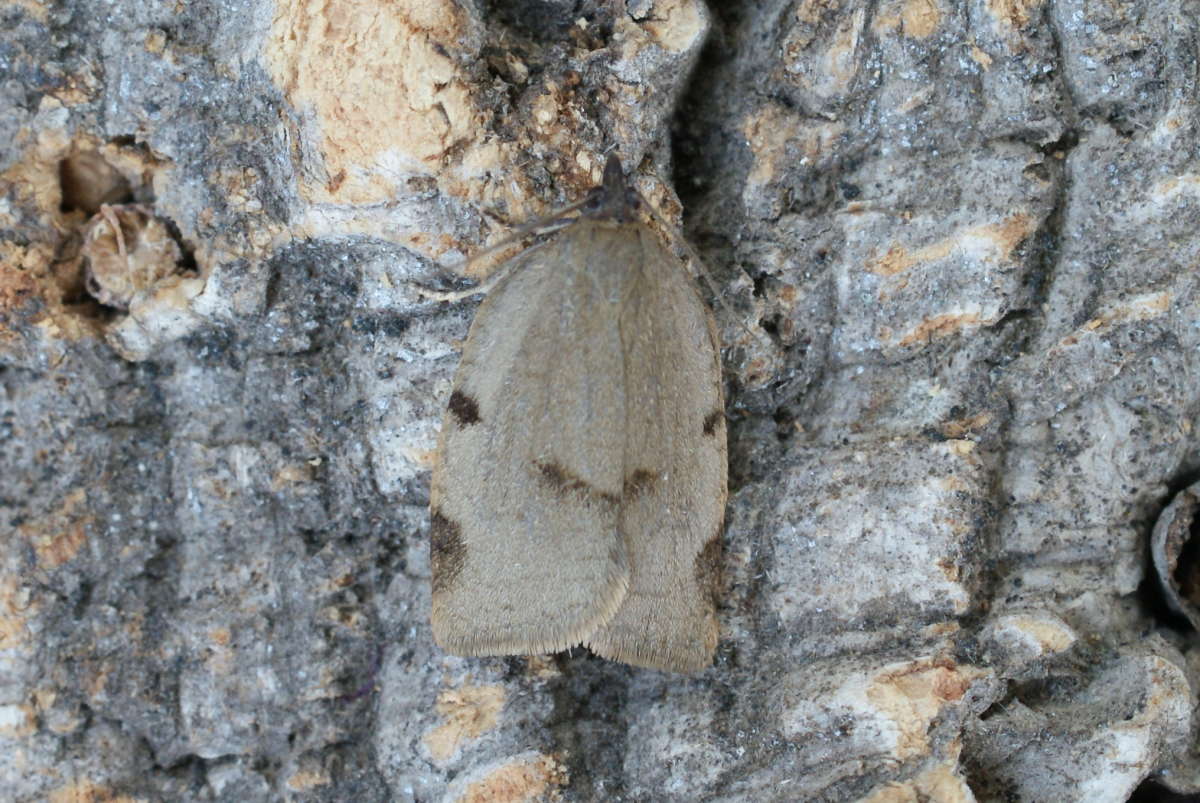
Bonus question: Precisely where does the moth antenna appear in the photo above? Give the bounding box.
[634,186,774,352]
[416,237,561,302]
[415,197,592,302]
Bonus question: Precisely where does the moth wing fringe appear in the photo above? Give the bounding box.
[585,633,715,673]
[432,569,630,659]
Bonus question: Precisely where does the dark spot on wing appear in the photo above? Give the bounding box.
[693,532,723,608]
[448,390,481,426]
[430,510,467,593]
[702,409,724,436]
[623,469,657,499]
[534,460,619,505]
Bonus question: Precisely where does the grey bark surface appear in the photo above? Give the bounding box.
[1,0,1198,801]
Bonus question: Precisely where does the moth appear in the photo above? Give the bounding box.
[429,154,727,672]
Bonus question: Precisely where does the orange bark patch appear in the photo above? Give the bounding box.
[901,0,942,38]
[939,412,993,439]
[20,488,92,570]
[866,657,986,760]
[867,213,1034,277]
[456,753,569,803]
[987,0,1043,28]
[897,312,986,347]
[425,684,506,762]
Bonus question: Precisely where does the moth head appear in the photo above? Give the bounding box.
[581,153,642,224]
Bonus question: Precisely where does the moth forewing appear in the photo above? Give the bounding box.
[585,225,727,672]
[429,232,633,656]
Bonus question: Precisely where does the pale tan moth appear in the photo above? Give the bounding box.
[429,154,727,672]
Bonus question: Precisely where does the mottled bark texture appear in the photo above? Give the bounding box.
[2,0,1198,801]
